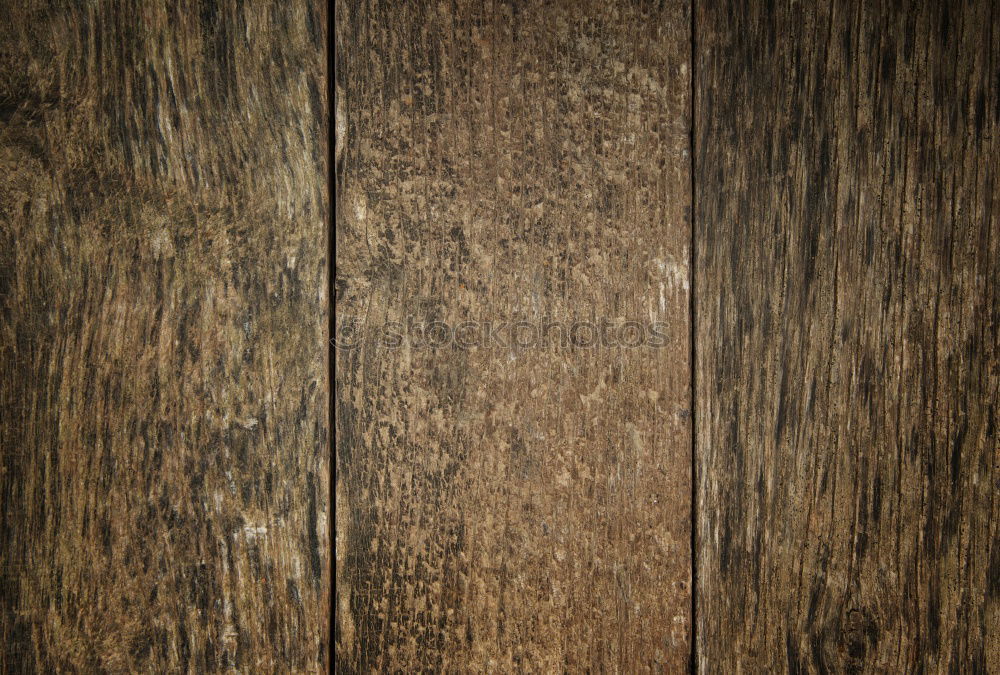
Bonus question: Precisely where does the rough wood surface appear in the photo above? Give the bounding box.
[695,0,999,671]
[0,1,329,671]
[335,0,692,670]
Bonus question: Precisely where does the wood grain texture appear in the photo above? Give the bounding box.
[0,1,329,671]
[695,0,998,672]
[335,0,692,671]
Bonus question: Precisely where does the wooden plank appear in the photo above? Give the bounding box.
[695,0,998,671]
[0,1,329,671]
[335,0,692,670]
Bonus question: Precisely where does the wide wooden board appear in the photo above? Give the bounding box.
[0,1,329,671]
[695,1,999,671]
[335,0,693,670]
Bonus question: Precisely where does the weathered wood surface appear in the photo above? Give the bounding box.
[335,0,692,670]
[0,1,329,671]
[695,0,998,672]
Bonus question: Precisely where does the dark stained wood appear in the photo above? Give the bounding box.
[695,0,999,671]
[0,1,329,671]
[335,0,692,670]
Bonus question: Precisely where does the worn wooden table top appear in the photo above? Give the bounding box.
[1,0,997,672]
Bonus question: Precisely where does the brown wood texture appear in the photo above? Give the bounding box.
[0,1,329,671]
[695,0,999,672]
[335,0,692,671]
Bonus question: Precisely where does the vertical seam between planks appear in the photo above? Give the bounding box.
[688,0,698,672]
[328,2,336,669]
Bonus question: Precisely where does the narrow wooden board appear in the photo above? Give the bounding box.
[695,0,999,671]
[0,2,329,671]
[335,0,692,670]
